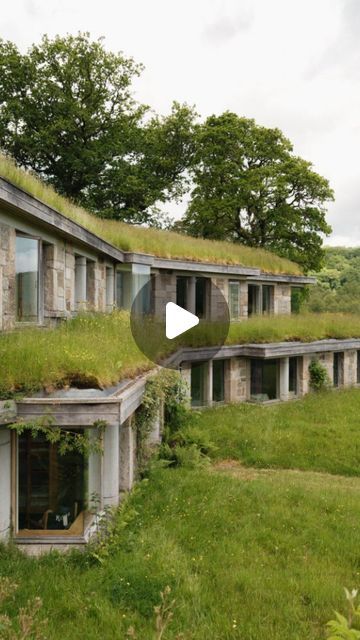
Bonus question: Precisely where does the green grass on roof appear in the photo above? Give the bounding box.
[1,311,359,397]
[0,153,301,274]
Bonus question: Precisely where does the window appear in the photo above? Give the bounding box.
[18,431,87,535]
[191,362,207,407]
[15,234,39,322]
[116,266,151,314]
[250,359,278,401]
[176,276,188,309]
[229,281,240,320]
[75,255,87,310]
[195,277,208,318]
[333,352,344,387]
[213,360,225,402]
[116,269,132,310]
[248,284,260,316]
[289,357,298,394]
[262,285,274,315]
[357,351,360,384]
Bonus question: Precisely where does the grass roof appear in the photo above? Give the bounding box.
[0,153,301,274]
[1,311,359,397]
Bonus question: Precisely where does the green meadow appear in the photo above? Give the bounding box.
[1,389,360,639]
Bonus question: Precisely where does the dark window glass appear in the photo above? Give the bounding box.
[262,285,274,314]
[196,278,207,318]
[289,357,298,393]
[248,285,260,316]
[15,235,39,322]
[250,359,278,401]
[18,431,87,533]
[176,277,188,309]
[191,362,207,406]
[213,360,225,402]
[333,352,344,387]
[357,351,360,384]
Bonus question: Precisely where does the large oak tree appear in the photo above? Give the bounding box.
[0,33,196,225]
[180,112,333,271]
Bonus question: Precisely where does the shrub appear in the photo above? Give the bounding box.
[309,359,330,391]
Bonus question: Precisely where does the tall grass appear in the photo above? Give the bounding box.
[190,388,360,476]
[0,153,301,274]
[1,312,360,396]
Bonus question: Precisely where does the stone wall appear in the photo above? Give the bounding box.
[274,284,291,315]
[226,357,248,402]
[153,272,176,316]
[0,222,16,330]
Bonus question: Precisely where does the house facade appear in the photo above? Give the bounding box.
[0,174,358,554]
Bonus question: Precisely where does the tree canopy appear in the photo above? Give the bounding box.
[0,33,196,225]
[180,112,333,271]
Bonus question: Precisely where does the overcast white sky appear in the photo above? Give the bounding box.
[2,0,360,245]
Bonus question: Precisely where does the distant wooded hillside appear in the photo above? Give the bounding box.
[306,247,360,313]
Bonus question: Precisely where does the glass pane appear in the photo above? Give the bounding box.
[191,362,206,407]
[18,431,87,534]
[251,359,278,401]
[16,235,39,322]
[289,357,297,393]
[116,270,132,310]
[229,282,240,320]
[176,277,188,309]
[195,278,207,318]
[333,352,343,387]
[213,360,225,402]
[248,285,260,316]
[357,351,360,384]
[132,264,151,315]
[262,285,274,314]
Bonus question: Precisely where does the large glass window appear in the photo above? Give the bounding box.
[176,276,188,309]
[18,431,87,535]
[250,359,278,401]
[15,235,39,322]
[213,360,225,402]
[248,284,260,316]
[191,362,207,407]
[262,285,274,315]
[289,357,298,394]
[195,278,208,318]
[333,352,344,387]
[229,281,240,320]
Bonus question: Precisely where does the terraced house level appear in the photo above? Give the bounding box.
[0,162,359,554]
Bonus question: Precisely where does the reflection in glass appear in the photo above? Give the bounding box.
[15,235,39,322]
[18,431,87,534]
[250,359,278,401]
[191,362,207,407]
[213,360,225,402]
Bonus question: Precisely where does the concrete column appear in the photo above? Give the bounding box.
[206,360,213,406]
[0,428,11,540]
[75,256,87,310]
[102,423,120,507]
[279,357,290,401]
[119,418,136,492]
[88,428,102,511]
[106,267,115,311]
[188,276,196,314]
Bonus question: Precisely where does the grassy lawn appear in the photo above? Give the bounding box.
[0,465,359,639]
[190,388,360,476]
[0,153,300,274]
[2,311,360,397]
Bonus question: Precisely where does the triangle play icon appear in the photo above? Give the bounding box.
[165,302,199,340]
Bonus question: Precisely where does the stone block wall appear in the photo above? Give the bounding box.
[274,284,291,315]
[0,222,16,330]
[344,350,357,386]
[226,357,248,402]
[153,272,176,316]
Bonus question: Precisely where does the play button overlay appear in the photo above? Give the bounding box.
[130,274,230,368]
[166,303,199,339]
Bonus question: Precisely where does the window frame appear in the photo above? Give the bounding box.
[15,232,42,325]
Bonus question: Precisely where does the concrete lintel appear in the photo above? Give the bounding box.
[247,273,316,285]
[152,256,260,277]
